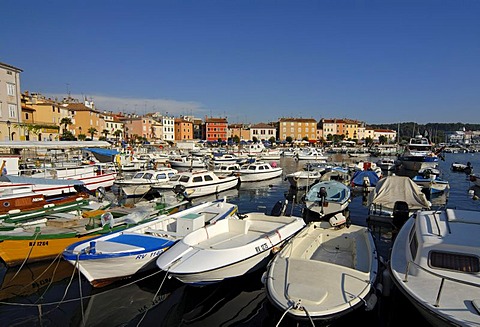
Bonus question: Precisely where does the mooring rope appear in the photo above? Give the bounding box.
[35,253,63,303]
[77,253,85,327]
[275,303,294,327]
[10,230,41,281]
[136,270,170,327]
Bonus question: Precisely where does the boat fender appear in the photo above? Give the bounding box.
[382,268,392,297]
[260,271,268,285]
[44,204,55,208]
[364,293,378,311]
[8,209,21,214]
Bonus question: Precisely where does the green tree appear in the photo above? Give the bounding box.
[252,136,258,143]
[232,135,240,144]
[286,136,293,144]
[78,134,87,141]
[88,127,98,139]
[60,117,72,134]
[113,130,122,143]
[102,129,109,139]
[268,136,276,144]
[365,136,373,147]
[378,135,387,145]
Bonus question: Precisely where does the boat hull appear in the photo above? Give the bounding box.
[265,221,378,322]
[238,168,283,182]
[183,178,239,198]
[399,156,439,171]
[389,211,480,327]
[157,214,306,285]
[0,234,97,267]
[65,234,173,287]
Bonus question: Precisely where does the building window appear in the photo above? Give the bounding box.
[8,104,17,118]
[6,83,15,96]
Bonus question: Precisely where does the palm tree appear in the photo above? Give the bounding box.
[102,129,109,139]
[113,130,122,144]
[88,127,98,140]
[60,117,72,134]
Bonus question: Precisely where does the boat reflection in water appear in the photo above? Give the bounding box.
[136,269,269,326]
[0,258,74,301]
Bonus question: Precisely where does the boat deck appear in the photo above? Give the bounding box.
[198,219,286,250]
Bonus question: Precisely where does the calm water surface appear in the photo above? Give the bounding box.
[0,153,479,327]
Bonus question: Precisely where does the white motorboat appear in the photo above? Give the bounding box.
[167,156,207,169]
[398,135,440,171]
[366,175,431,228]
[119,158,150,172]
[63,199,238,287]
[451,161,473,174]
[376,157,396,171]
[295,148,328,161]
[285,170,323,189]
[234,161,283,182]
[114,168,178,198]
[156,203,306,285]
[302,180,351,219]
[265,215,379,323]
[0,164,117,197]
[211,162,241,176]
[412,168,450,194]
[389,208,480,327]
[154,169,239,199]
[210,153,239,165]
[258,149,281,160]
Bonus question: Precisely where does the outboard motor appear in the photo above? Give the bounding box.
[173,184,186,195]
[392,201,410,230]
[317,187,328,214]
[95,186,106,201]
[465,162,472,175]
[74,184,94,196]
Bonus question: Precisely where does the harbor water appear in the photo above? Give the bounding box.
[0,152,479,327]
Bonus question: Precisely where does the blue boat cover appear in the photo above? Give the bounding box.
[351,170,380,187]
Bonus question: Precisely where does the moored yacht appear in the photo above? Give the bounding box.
[389,208,480,327]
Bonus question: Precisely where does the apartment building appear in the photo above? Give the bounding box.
[0,62,22,141]
[228,123,251,141]
[250,123,276,141]
[174,118,194,140]
[21,92,64,141]
[64,100,103,140]
[278,117,317,141]
[205,117,228,142]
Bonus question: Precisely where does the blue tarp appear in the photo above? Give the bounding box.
[83,148,119,163]
[351,170,380,187]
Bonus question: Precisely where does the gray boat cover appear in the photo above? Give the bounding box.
[0,175,84,185]
[367,175,431,210]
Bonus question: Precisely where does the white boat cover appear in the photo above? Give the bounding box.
[367,175,430,210]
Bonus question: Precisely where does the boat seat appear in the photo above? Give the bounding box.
[145,228,178,237]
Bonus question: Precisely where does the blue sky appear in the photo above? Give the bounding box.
[2,0,479,124]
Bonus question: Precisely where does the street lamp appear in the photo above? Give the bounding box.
[6,120,11,141]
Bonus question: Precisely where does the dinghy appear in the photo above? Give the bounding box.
[264,215,379,323]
